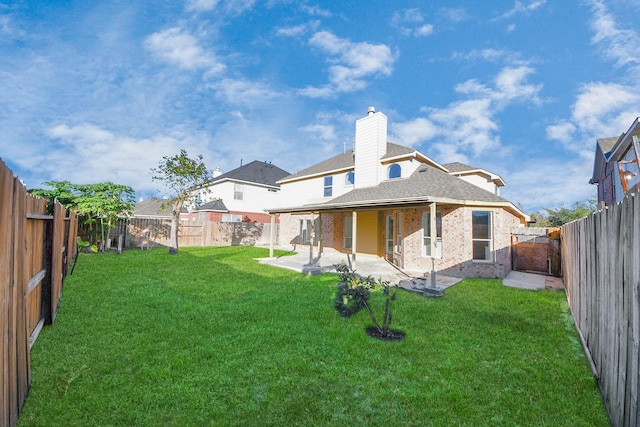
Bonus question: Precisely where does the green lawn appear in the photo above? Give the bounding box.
[18,246,608,426]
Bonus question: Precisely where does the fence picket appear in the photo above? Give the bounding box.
[0,158,77,427]
[563,192,640,427]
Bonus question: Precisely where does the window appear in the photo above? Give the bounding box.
[618,145,640,193]
[396,213,402,247]
[345,171,355,186]
[422,211,442,258]
[344,216,353,250]
[222,213,242,223]
[386,215,394,253]
[324,176,333,197]
[472,211,492,261]
[234,183,244,200]
[388,163,401,179]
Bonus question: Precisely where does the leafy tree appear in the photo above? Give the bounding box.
[29,180,77,213]
[73,182,136,250]
[29,180,136,250]
[530,199,597,227]
[151,150,212,254]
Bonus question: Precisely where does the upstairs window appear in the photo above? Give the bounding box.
[345,171,355,186]
[324,176,333,197]
[234,183,244,200]
[388,163,401,179]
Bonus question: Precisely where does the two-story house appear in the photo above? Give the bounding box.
[267,107,530,279]
[186,160,290,223]
[590,118,640,207]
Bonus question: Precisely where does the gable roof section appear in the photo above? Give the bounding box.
[194,199,228,212]
[269,163,528,220]
[212,160,290,188]
[442,161,506,187]
[591,136,621,184]
[279,150,354,183]
[278,142,447,184]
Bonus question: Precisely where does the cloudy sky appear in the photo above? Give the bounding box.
[1,0,639,212]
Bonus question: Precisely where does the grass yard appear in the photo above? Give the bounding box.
[18,246,608,426]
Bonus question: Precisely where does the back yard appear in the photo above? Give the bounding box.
[17,247,608,426]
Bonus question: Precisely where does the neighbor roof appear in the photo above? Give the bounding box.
[212,160,290,188]
[133,198,174,217]
[193,199,228,212]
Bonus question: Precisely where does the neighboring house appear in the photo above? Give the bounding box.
[267,107,530,279]
[187,160,290,223]
[132,197,173,219]
[590,118,640,207]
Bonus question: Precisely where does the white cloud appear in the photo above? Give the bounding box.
[395,65,542,162]
[440,8,469,23]
[276,21,320,37]
[44,123,214,194]
[301,5,332,17]
[299,123,336,141]
[185,0,220,12]
[391,8,434,37]
[185,0,255,14]
[210,78,283,106]
[546,82,639,157]
[301,31,396,98]
[497,0,546,20]
[392,118,438,146]
[145,27,225,74]
[588,0,640,69]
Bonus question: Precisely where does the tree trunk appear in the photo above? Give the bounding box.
[169,203,181,254]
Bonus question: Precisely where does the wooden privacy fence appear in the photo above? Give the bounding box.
[0,158,78,427]
[562,192,640,427]
[109,218,277,250]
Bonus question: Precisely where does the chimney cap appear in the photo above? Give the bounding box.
[367,106,375,115]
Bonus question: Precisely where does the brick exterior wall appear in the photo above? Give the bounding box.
[278,205,520,279]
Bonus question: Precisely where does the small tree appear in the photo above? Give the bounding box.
[29,180,136,250]
[73,182,136,250]
[151,150,212,254]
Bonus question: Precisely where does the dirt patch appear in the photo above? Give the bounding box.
[365,327,406,341]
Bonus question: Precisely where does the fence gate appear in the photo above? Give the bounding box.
[511,227,561,277]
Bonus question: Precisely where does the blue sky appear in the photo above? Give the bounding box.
[1,0,639,213]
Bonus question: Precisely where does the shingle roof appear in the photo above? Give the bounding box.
[280,150,355,181]
[133,198,173,217]
[270,163,516,214]
[442,162,477,173]
[194,199,227,211]
[213,160,290,187]
[596,137,619,159]
[327,163,508,206]
[279,142,427,183]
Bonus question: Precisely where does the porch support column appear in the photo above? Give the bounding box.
[351,210,357,270]
[269,213,276,258]
[316,212,323,255]
[429,202,437,287]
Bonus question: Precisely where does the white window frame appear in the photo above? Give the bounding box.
[234,183,244,201]
[472,210,493,262]
[386,215,394,254]
[324,176,333,197]
[345,171,354,186]
[388,163,401,179]
[344,216,353,250]
[422,210,442,258]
